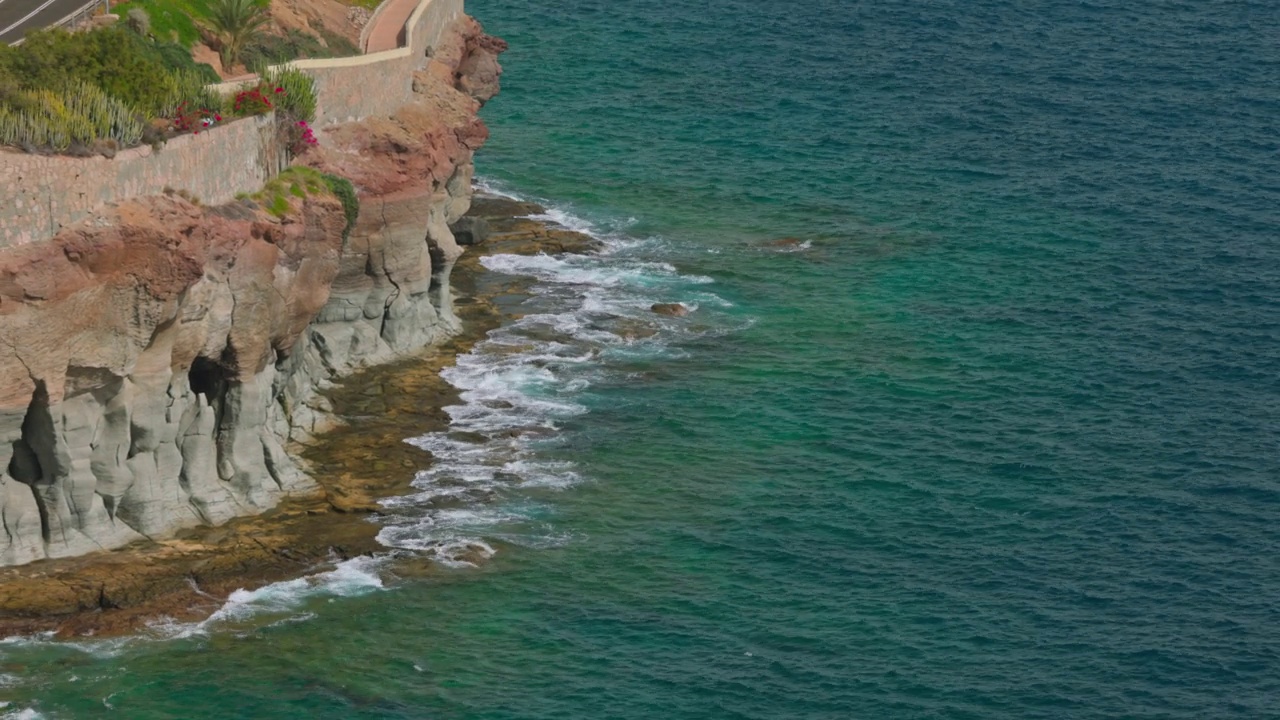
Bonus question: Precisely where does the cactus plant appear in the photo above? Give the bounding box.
[0,83,145,151]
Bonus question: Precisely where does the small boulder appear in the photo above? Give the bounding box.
[610,319,659,341]
[447,431,491,444]
[450,216,491,246]
[651,303,690,317]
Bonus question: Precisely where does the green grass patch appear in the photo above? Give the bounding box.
[241,25,361,71]
[250,166,355,219]
[250,167,359,240]
[321,172,359,240]
[252,166,329,216]
[111,0,215,48]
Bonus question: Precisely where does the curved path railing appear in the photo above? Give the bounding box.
[210,0,460,123]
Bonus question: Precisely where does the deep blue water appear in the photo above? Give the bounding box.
[3,0,1279,717]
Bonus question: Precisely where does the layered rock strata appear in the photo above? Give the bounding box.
[0,16,505,567]
[0,194,600,637]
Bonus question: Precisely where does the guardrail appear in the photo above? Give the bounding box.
[6,0,108,46]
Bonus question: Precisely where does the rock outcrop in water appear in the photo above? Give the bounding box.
[0,16,505,567]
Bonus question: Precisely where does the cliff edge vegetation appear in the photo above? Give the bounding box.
[110,0,367,76]
[0,6,505,577]
[0,23,327,155]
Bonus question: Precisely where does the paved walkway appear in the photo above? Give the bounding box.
[363,0,419,53]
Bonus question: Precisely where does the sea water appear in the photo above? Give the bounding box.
[2,0,1277,717]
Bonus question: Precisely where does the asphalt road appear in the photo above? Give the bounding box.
[0,0,96,45]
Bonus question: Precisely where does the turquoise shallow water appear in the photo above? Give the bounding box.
[4,0,1280,717]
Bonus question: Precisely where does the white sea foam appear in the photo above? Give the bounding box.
[471,177,522,200]
[146,556,386,640]
[0,181,738,653]
[773,239,812,252]
[372,180,740,563]
[0,556,387,649]
[0,632,138,660]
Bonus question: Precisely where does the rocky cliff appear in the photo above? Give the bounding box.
[0,16,505,567]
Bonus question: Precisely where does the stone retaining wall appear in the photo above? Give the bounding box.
[214,0,463,125]
[0,0,464,249]
[0,114,280,248]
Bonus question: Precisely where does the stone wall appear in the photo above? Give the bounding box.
[292,0,464,125]
[0,0,465,249]
[0,115,281,248]
[0,8,504,568]
[207,0,464,125]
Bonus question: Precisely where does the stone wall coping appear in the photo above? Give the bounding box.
[0,0,462,248]
[359,0,398,52]
[209,0,435,95]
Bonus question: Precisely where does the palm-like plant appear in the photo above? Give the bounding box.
[206,0,270,71]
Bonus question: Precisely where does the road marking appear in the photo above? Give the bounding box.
[0,0,64,38]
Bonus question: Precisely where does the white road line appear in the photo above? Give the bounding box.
[0,0,63,38]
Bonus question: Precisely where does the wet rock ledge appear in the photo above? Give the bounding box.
[0,196,598,638]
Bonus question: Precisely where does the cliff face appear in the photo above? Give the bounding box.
[0,16,505,567]
[296,16,504,377]
[0,196,347,565]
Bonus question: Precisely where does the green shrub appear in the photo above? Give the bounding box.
[249,168,359,241]
[125,7,151,35]
[166,68,225,117]
[252,166,329,217]
[241,25,360,70]
[153,41,220,83]
[267,194,291,215]
[322,173,359,240]
[316,25,360,58]
[0,27,186,117]
[0,26,228,151]
[263,66,316,123]
[241,28,325,69]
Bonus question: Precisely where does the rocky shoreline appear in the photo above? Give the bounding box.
[0,14,503,563]
[0,196,600,638]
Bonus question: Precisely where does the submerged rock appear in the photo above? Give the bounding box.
[765,236,807,248]
[606,319,660,341]
[651,303,691,317]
